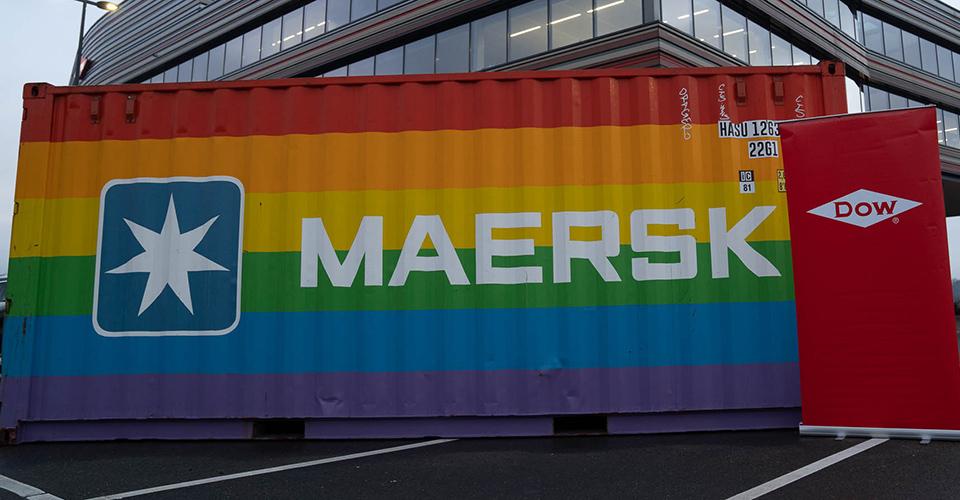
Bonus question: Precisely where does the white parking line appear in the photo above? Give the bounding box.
[726,438,888,500]
[0,473,65,500]
[85,438,456,500]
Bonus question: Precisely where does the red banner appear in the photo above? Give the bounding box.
[781,108,960,433]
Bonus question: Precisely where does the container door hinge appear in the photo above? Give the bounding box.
[735,77,748,106]
[90,96,101,124]
[773,77,785,105]
[125,95,138,123]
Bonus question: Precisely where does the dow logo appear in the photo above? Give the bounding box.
[808,189,921,228]
[93,177,244,337]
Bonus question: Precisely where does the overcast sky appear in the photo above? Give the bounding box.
[0,2,105,277]
[2,2,960,279]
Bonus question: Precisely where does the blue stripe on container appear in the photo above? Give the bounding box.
[2,301,798,377]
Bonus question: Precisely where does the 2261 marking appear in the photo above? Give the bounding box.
[747,140,779,159]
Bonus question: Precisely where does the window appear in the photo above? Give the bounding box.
[747,20,771,66]
[191,52,209,81]
[838,2,856,39]
[902,31,921,68]
[348,57,375,76]
[771,33,792,65]
[281,10,304,51]
[596,0,643,37]
[721,5,747,61]
[404,36,435,74]
[862,14,883,53]
[379,0,404,9]
[920,38,938,74]
[792,45,811,65]
[945,110,960,148]
[889,93,908,109]
[176,61,193,82]
[509,0,547,60]
[351,0,376,21]
[224,36,243,74]
[208,45,226,79]
[549,0,593,48]
[163,66,178,83]
[241,28,262,67]
[882,22,902,61]
[954,52,960,84]
[823,0,840,27]
[807,0,824,16]
[375,47,403,75]
[261,18,282,59]
[436,25,470,73]
[325,66,348,77]
[327,0,350,31]
[662,0,692,35]
[866,86,889,110]
[938,46,955,81]
[938,109,945,144]
[471,12,507,70]
[304,0,327,40]
[693,0,721,49]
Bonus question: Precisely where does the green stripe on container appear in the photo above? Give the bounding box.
[7,241,793,317]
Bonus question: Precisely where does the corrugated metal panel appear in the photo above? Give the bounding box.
[4,64,847,441]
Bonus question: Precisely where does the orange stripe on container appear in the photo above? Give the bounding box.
[15,125,784,199]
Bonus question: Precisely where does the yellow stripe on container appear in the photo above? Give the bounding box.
[13,182,789,257]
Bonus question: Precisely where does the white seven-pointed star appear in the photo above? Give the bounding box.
[107,195,229,316]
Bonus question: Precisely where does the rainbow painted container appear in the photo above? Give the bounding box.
[2,64,847,442]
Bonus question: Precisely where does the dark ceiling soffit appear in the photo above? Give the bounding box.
[941,146,960,175]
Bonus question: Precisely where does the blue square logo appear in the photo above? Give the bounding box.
[93,177,244,337]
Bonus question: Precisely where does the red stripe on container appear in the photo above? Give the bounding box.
[20,63,846,143]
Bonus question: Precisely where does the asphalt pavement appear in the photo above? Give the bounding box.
[0,430,957,499]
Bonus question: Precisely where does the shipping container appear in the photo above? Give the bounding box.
[3,63,847,442]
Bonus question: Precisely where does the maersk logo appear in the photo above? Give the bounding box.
[93,177,244,337]
[808,189,921,228]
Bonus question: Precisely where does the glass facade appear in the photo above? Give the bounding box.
[135,0,960,154]
[143,0,413,82]
[796,0,960,86]
[146,0,830,83]
[661,1,813,64]
[323,0,817,78]
[862,84,959,149]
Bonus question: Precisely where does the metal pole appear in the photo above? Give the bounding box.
[70,1,87,85]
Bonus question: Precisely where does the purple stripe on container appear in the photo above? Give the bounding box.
[2,364,799,425]
[16,409,801,442]
[607,408,801,434]
[307,416,554,439]
[18,420,253,442]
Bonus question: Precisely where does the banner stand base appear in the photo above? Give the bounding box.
[800,424,960,443]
